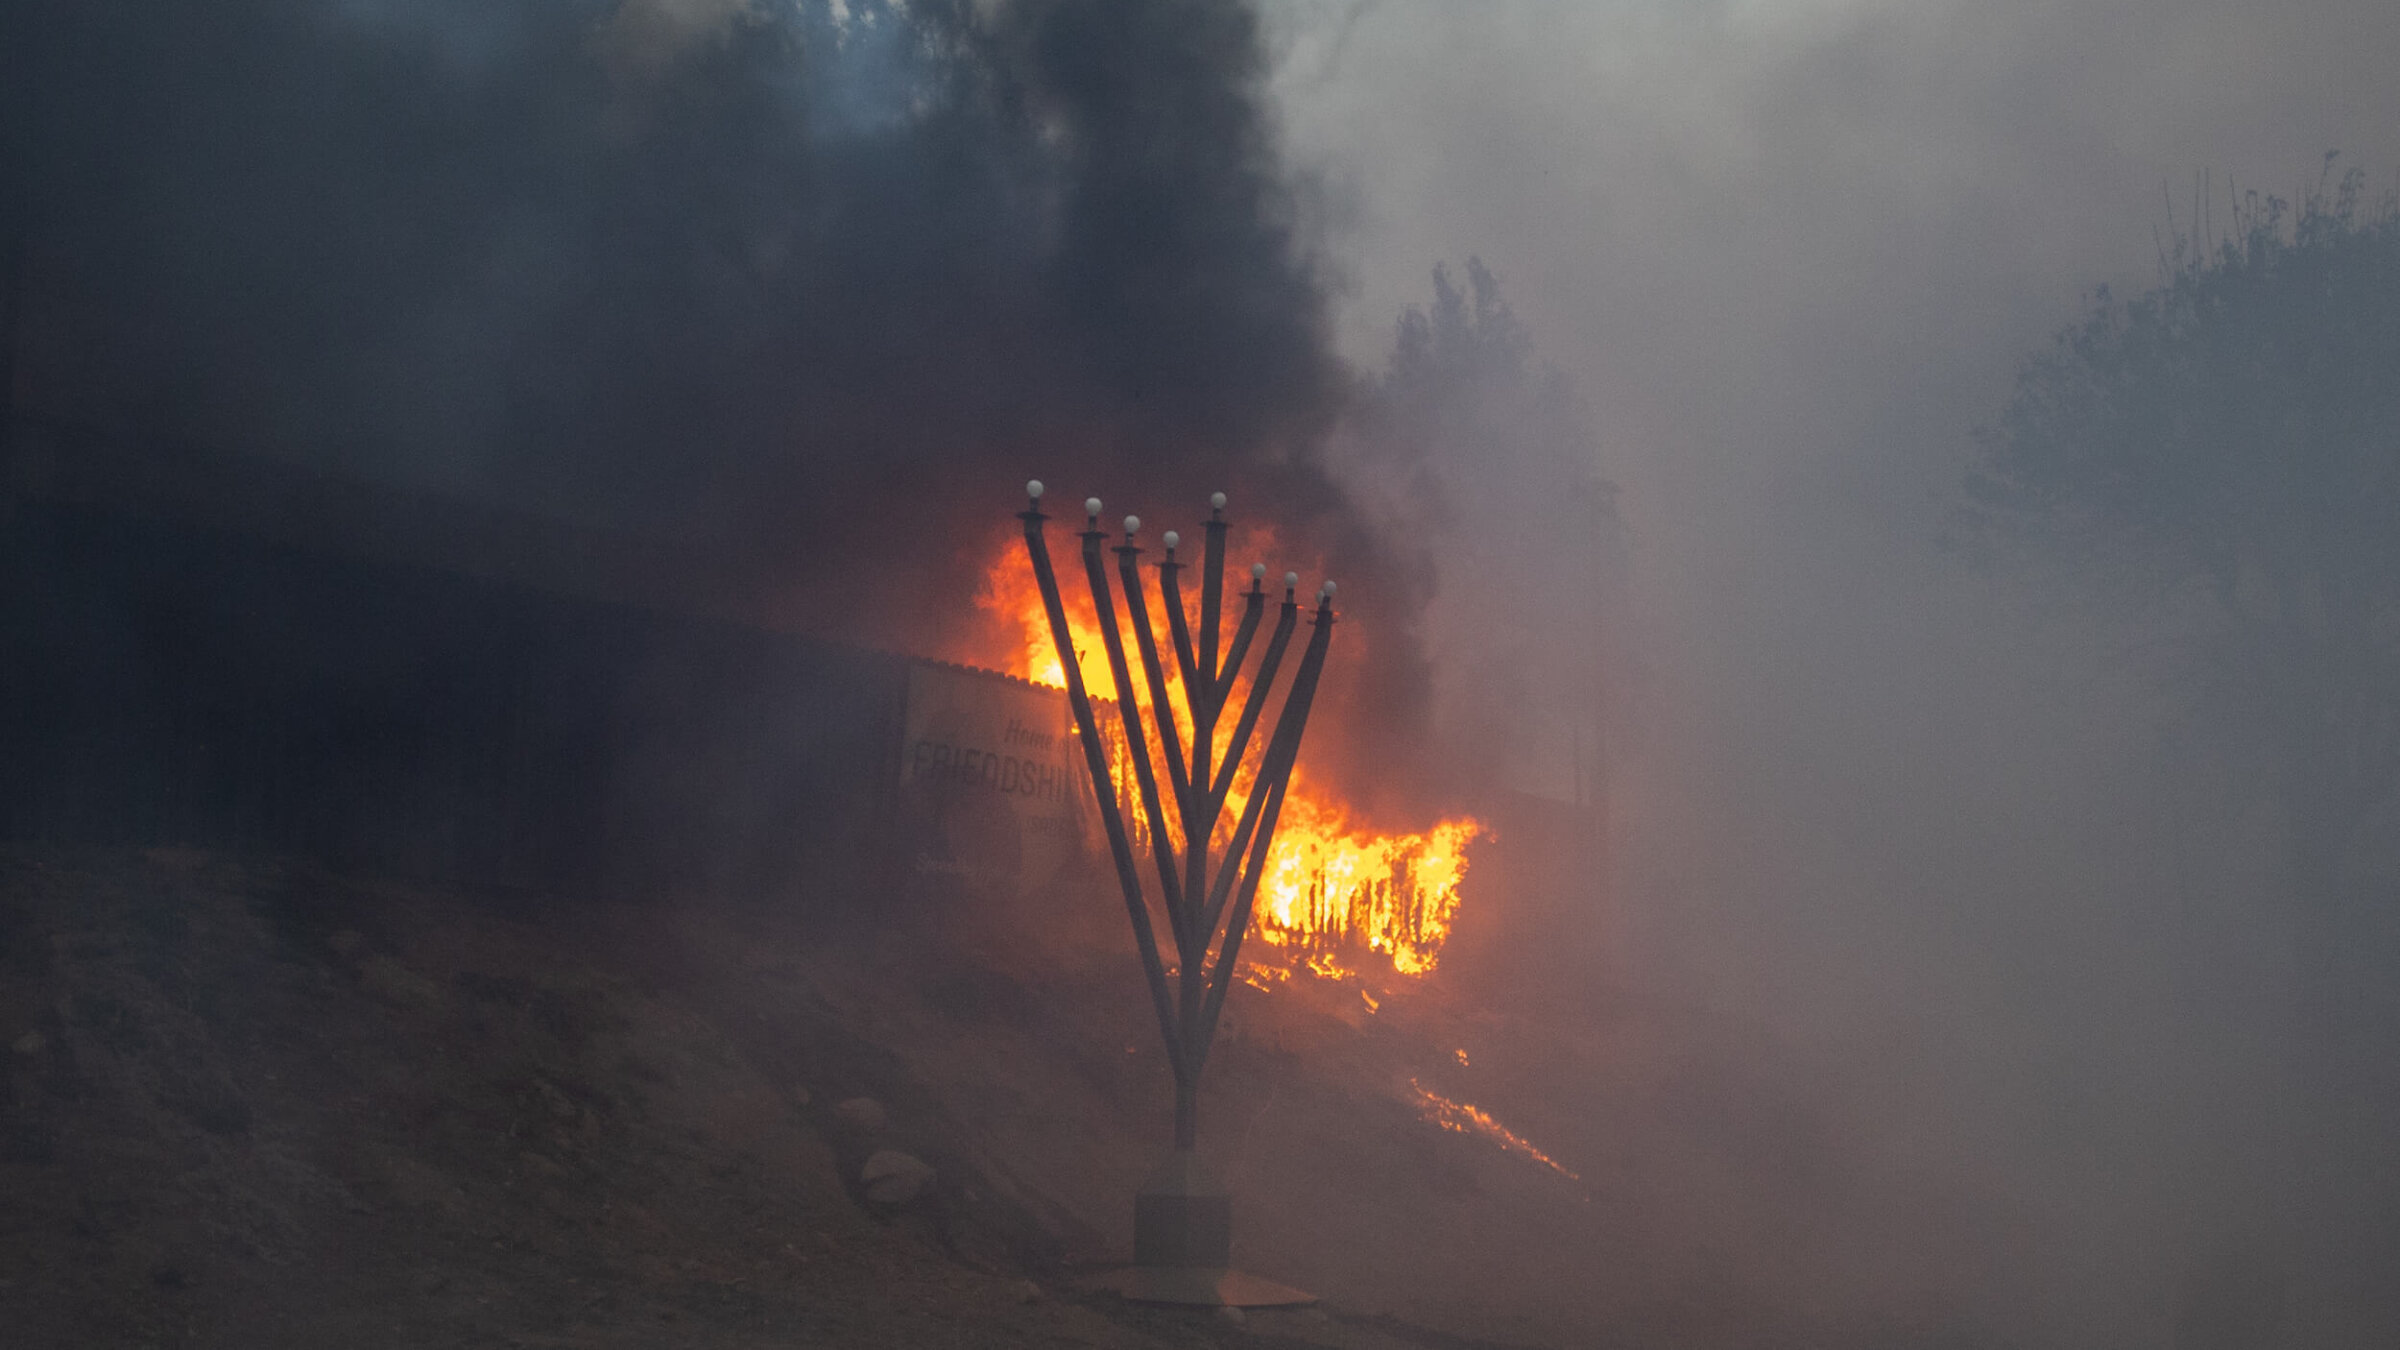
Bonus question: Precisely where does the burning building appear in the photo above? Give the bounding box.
[2,0,1616,1273]
[0,3,1644,1343]
[1,409,1606,1020]
[952,525,1488,985]
[0,0,1618,973]
[2,0,1537,941]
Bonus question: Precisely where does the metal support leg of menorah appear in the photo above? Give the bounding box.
[1019,480,1335,1308]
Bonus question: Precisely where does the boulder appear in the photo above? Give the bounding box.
[833,1096,887,1131]
[858,1149,935,1206]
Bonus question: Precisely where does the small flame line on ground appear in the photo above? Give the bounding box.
[1407,1078,1580,1181]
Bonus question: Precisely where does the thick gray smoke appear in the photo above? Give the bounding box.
[1262,1,2400,1345]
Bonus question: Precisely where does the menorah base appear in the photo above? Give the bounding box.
[1113,1152,1314,1308]
[1135,1151,1229,1267]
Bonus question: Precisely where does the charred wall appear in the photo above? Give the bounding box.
[0,427,910,904]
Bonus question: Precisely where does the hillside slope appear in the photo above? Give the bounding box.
[0,847,1970,1347]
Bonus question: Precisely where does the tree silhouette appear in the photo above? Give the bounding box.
[1962,160,2400,1045]
[1350,258,1626,809]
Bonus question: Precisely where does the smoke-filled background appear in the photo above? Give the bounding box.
[1263,1,2400,1344]
[8,0,2400,1344]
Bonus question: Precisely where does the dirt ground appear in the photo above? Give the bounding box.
[0,846,1982,1348]
[0,847,1579,1348]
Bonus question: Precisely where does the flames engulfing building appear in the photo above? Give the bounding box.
[3,0,1456,837]
[1,424,1594,994]
[0,0,1606,995]
[0,422,1086,910]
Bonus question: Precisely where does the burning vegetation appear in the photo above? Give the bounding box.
[1408,1079,1582,1182]
[965,533,1483,985]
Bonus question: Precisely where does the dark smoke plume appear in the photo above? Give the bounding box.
[5,0,1401,652]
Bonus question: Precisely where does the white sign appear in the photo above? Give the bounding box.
[898,662,1094,891]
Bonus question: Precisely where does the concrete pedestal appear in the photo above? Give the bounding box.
[1134,1151,1231,1268]
[1110,1151,1314,1309]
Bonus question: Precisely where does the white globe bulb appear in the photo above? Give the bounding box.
[1283,572,1299,589]
[1085,497,1103,518]
[1124,515,1141,534]
[1250,562,1266,578]
[1026,479,1044,499]
[1320,580,1337,599]
[1210,491,1227,511]
[1162,531,1180,550]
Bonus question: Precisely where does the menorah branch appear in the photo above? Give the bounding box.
[1215,572,1266,705]
[1199,597,1336,1063]
[1083,529,1190,945]
[1019,500,1182,1074]
[1209,583,1298,809]
[1115,539,1196,857]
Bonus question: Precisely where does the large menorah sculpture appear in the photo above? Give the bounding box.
[1019,480,1331,1306]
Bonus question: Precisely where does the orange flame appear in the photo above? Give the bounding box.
[963,532,1480,980]
[974,540,1106,696]
[1407,1078,1580,1180]
[1250,790,1479,977]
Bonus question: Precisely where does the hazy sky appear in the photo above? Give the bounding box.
[1255,0,2400,861]
[1269,0,2398,510]
[1253,0,2389,910]
[1254,0,2400,908]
